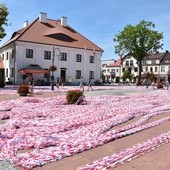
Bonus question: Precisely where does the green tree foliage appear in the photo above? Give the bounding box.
[113,20,163,85]
[122,70,133,83]
[0,3,8,41]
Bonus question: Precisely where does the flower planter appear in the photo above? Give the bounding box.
[17,85,29,96]
[19,93,28,96]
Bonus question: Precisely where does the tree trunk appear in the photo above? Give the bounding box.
[137,60,142,86]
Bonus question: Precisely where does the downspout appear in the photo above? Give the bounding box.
[13,42,16,84]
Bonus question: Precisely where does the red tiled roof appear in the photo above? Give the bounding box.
[106,59,121,67]
[1,17,103,52]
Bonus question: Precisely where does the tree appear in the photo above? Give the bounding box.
[113,20,163,85]
[122,70,133,83]
[0,3,8,41]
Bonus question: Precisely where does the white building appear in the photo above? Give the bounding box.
[102,51,170,84]
[0,12,103,85]
[101,59,116,83]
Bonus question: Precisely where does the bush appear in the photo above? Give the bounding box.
[66,89,84,104]
[17,85,29,96]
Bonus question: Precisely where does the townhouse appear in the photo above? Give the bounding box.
[101,51,170,84]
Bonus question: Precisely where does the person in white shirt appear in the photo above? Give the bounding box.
[79,76,84,91]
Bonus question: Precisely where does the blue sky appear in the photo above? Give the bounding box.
[1,0,170,60]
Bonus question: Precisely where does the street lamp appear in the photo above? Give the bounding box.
[51,47,61,90]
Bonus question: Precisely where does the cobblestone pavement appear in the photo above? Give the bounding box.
[0,87,169,170]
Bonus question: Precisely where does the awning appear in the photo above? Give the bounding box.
[18,64,49,74]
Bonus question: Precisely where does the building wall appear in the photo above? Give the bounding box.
[0,41,101,85]
[101,59,116,82]
[121,56,138,78]
[102,54,170,84]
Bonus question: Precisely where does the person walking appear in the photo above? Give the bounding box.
[60,77,64,87]
[88,78,93,91]
[56,77,60,89]
[79,76,84,91]
[145,78,151,88]
[28,74,34,93]
[165,80,169,90]
[69,76,72,86]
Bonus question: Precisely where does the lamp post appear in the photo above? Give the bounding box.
[51,47,61,90]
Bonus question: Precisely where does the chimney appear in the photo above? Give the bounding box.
[39,12,47,23]
[23,20,28,28]
[61,16,67,27]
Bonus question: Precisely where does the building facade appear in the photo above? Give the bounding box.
[0,13,103,85]
[101,51,170,84]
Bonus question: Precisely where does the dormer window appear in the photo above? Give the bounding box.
[165,60,170,63]
[151,60,156,64]
[47,33,76,42]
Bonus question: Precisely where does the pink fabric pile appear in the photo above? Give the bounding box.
[0,90,169,169]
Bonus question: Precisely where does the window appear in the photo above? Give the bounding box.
[11,68,14,77]
[6,52,8,60]
[145,67,148,71]
[2,54,4,60]
[165,60,170,63]
[102,64,107,67]
[90,56,94,63]
[12,49,15,58]
[125,60,129,66]
[111,69,115,72]
[89,71,94,79]
[130,60,133,66]
[161,66,165,72]
[76,54,82,62]
[152,60,156,64]
[76,70,81,79]
[116,69,119,72]
[44,51,51,60]
[142,60,147,65]
[128,67,131,73]
[44,69,50,78]
[155,67,158,72]
[134,67,138,72]
[61,53,67,61]
[6,68,8,77]
[26,49,33,58]
[150,67,153,72]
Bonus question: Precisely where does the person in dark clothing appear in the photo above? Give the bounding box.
[56,77,60,89]
[88,78,93,91]
[60,77,64,87]
[28,75,34,93]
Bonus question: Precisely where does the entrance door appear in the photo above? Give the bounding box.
[60,69,66,81]
[0,69,5,87]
